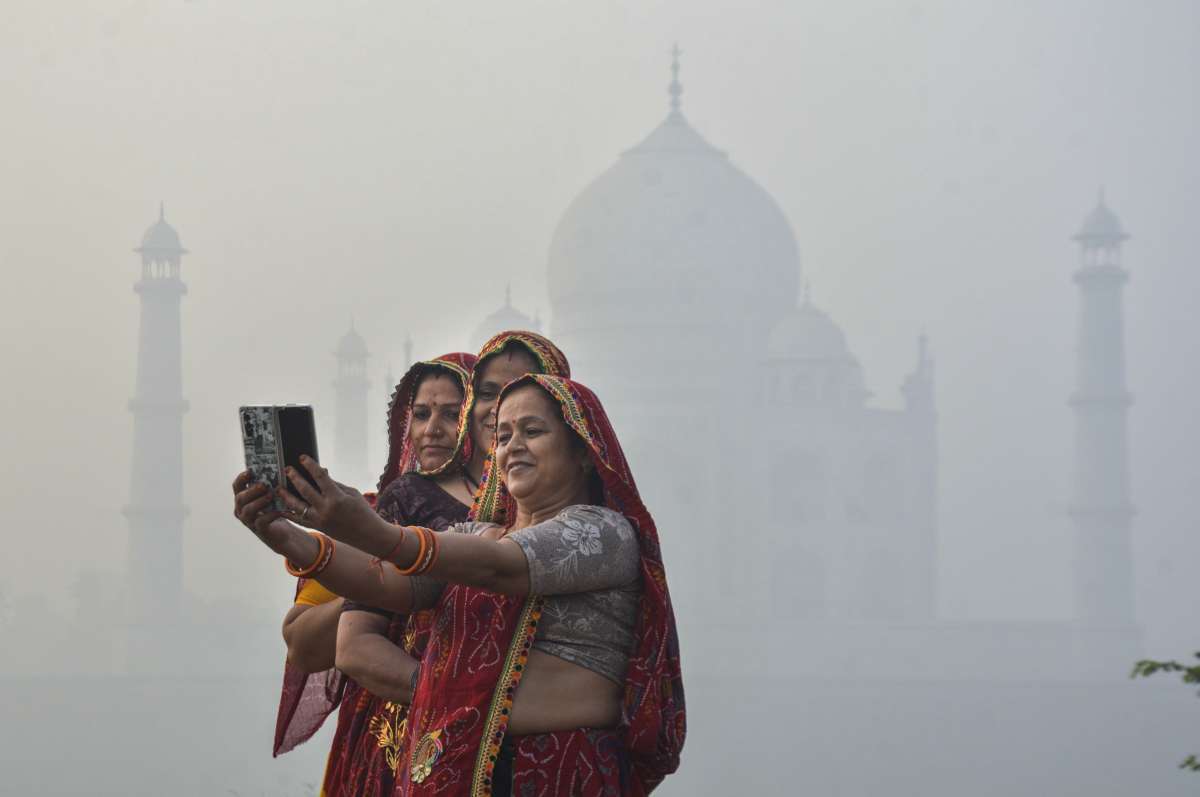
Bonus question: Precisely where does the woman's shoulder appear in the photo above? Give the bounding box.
[556,504,635,538]
[445,519,499,536]
[377,472,469,528]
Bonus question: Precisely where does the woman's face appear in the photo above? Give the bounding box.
[471,347,538,456]
[495,384,589,506]
[409,372,465,471]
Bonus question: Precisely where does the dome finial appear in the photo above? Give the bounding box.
[668,43,683,115]
[505,282,512,308]
[159,201,165,222]
[802,280,812,305]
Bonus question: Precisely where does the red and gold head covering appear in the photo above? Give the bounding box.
[377,352,477,491]
[462,331,570,523]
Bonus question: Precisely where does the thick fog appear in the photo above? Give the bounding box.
[2,1,1198,795]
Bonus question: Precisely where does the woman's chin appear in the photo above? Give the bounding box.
[505,480,536,503]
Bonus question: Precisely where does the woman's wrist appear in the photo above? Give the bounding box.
[278,525,319,564]
[359,513,410,560]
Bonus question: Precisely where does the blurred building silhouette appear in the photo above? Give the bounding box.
[470,284,540,350]
[546,50,1140,685]
[124,204,189,671]
[1069,193,1136,625]
[333,321,371,488]
[547,49,938,625]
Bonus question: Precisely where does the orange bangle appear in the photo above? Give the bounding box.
[285,532,329,577]
[395,526,430,576]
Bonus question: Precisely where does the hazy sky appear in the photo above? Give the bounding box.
[1,0,1197,655]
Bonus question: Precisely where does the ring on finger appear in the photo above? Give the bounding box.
[301,506,310,520]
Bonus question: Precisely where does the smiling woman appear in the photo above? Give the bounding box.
[232,370,684,795]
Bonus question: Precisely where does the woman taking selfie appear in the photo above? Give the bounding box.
[233,373,684,795]
[263,352,479,790]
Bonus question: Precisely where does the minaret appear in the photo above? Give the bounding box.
[901,333,938,619]
[333,321,370,488]
[124,204,189,667]
[1069,192,1135,626]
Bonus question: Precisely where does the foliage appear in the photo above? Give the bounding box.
[1131,653,1200,771]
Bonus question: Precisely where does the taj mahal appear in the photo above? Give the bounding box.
[116,52,1160,795]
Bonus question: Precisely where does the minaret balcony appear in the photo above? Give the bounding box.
[134,277,188,296]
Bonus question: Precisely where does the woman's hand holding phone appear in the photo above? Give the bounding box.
[232,470,310,557]
[278,456,381,551]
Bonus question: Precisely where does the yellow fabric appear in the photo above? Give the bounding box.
[294,579,338,607]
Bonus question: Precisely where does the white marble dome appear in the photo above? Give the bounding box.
[547,108,801,328]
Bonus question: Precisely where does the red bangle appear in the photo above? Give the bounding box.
[371,525,407,569]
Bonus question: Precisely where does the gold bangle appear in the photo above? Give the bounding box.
[419,529,440,576]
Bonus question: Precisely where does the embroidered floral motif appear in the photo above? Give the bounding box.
[368,702,407,774]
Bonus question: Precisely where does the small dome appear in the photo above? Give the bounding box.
[768,301,852,361]
[136,204,185,253]
[336,325,369,359]
[471,286,540,348]
[1074,195,1129,243]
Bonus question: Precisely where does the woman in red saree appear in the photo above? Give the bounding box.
[234,373,684,795]
[267,352,479,793]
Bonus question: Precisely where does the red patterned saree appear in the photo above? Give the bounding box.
[272,354,475,783]
[399,375,685,796]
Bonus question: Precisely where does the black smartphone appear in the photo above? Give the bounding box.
[239,405,321,510]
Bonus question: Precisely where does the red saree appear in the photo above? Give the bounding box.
[272,353,475,766]
[400,375,685,796]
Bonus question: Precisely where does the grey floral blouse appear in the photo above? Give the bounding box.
[409,504,642,684]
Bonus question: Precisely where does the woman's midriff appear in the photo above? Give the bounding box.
[507,649,623,735]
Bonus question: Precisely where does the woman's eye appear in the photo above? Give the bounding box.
[497,434,511,445]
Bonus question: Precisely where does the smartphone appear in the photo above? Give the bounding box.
[239,405,321,510]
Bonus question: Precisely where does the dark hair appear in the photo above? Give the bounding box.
[415,364,466,399]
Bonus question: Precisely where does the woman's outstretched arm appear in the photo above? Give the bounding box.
[280,458,532,596]
[233,472,416,612]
